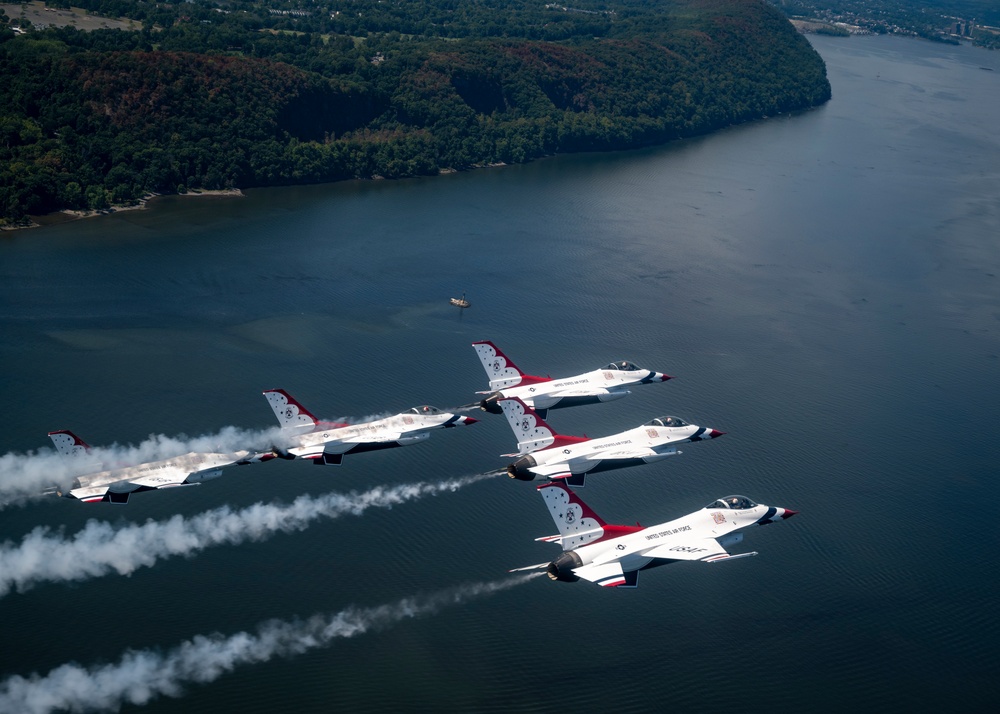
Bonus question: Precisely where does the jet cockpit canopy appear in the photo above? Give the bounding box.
[644,416,688,428]
[604,361,639,371]
[408,406,442,415]
[707,495,758,510]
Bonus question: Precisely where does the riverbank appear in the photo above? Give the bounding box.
[1,189,244,231]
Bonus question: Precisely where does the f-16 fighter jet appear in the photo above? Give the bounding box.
[498,396,723,486]
[263,389,477,465]
[472,341,670,417]
[47,430,275,504]
[512,481,797,587]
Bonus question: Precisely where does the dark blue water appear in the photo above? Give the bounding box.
[1,35,998,712]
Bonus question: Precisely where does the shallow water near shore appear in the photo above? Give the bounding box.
[1,34,998,712]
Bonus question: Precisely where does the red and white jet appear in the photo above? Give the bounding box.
[263,389,477,465]
[47,430,274,504]
[497,396,723,486]
[513,481,797,587]
[472,341,670,417]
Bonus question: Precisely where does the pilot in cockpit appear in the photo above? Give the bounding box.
[605,361,639,371]
[646,416,687,428]
[709,495,757,510]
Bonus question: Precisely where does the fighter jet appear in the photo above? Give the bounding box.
[47,430,275,504]
[497,396,723,486]
[263,389,477,465]
[512,481,797,587]
[472,341,670,417]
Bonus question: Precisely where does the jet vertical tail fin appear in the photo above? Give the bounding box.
[48,430,91,457]
[472,341,551,390]
[537,481,640,549]
[498,397,587,455]
[263,389,320,430]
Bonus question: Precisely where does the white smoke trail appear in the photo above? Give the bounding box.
[0,426,287,507]
[0,574,541,714]
[0,472,500,598]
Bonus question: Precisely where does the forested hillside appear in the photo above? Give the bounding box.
[0,0,831,224]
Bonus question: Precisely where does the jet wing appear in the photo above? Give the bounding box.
[572,561,639,588]
[528,462,573,480]
[67,485,113,503]
[127,474,188,489]
[585,445,658,461]
[585,445,680,461]
[74,466,185,493]
[288,445,330,459]
[641,538,758,563]
[339,432,401,444]
[544,387,612,399]
[66,483,148,504]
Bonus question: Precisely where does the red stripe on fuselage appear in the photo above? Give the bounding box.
[541,434,590,450]
[514,374,552,386]
[594,524,644,544]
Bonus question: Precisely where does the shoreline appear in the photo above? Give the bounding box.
[2,189,245,232]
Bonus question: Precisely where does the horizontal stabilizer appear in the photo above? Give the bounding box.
[534,526,605,545]
[508,562,549,573]
[534,534,563,543]
[705,551,758,563]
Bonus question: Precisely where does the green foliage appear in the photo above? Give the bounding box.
[0,0,831,221]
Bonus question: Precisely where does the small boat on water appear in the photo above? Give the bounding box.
[450,293,471,308]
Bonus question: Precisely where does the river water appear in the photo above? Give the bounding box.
[1,35,998,713]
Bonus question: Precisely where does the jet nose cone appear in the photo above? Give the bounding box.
[660,373,673,382]
[781,509,798,520]
[463,416,479,425]
[709,429,725,439]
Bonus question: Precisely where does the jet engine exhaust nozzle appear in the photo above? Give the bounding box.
[507,455,538,481]
[479,392,504,414]
[270,446,296,460]
[547,551,583,582]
